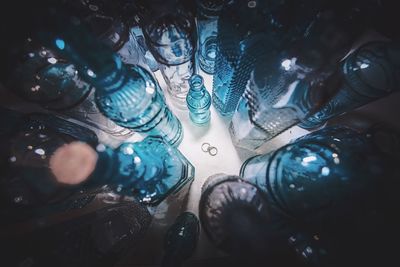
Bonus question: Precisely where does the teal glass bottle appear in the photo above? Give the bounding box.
[87,136,195,205]
[186,74,211,125]
[162,212,200,267]
[299,41,400,129]
[240,126,395,222]
[49,20,183,146]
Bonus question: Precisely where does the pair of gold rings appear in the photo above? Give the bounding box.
[201,143,218,156]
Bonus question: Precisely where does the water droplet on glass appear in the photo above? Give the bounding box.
[14,196,23,203]
[34,148,45,156]
[47,57,57,64]
[9,156,17,163]
[321,166,330,176]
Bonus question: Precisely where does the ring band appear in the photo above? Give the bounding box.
[208,146,218,156]
[201,142,211,152]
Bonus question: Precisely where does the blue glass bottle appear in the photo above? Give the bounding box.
[51,23,183,146]
[186,74,211,125]
[195,0,225,74]
[162,212,200,267]
[299,41,400,129]
[240,126,392,222]
[84,136,195,205]
[212,0,270,117]
[143,7,197,109]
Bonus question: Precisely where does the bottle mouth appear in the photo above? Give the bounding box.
[189,75,203,89]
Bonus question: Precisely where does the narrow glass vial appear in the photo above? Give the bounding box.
[143,8,197,109]
[186,75,211,125]
[195,0,225,74]
[51,24,183,146]
[162,212,200,267]
[299,41,400,129]
[240,126,393,221]
[199,173,292,257]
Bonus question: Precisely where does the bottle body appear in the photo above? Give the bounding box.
[300,41,400,129]
[186,74,211,125]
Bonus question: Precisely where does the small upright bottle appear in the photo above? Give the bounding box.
[299,41,400,129]
[162,212,200,267]
[50,20,183,146]
[186,74,211,125]
[195,0,225,74]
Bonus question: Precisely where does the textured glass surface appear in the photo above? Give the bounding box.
[186,75,211,125]
[96,136,195,205]
[144,11,196,108]
[131,25,159,72]
[300,41,400,129]
[240,126,387,220]
[162,212,200,266]
[94,64,183,145]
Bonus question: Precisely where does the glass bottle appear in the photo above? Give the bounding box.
[143,6,197,109]
[299,41,400,129]
[229,4,373,150]
[240,126,395,222]
[82,136,195,205]
[186,74,211,125]
[131,24,159,72]
[162,212,200,267]
[195,0,225,74]
[212,0,270,117]
[51,23,183,146]
[199,173,293,258]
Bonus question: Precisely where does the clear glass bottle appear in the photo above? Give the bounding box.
[143,7,197,109]
[199,173,293,258]
[240,126,394,222]
[162,212,200,267]
[186,74,211,125]
[229,4,373,150]
[51,24,183,146]
[299,41,400,129]
[195,0,225,74]
[131,24,159,72]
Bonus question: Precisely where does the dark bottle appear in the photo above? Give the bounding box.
[299,41,400,129]
[1,187,152,267]
[199,173,294,259]
[162,212,200,267]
